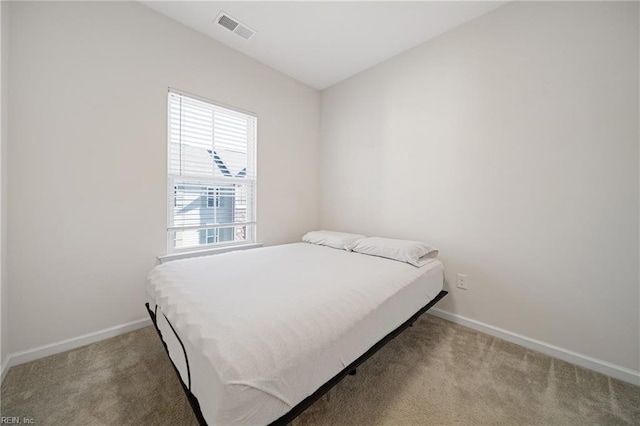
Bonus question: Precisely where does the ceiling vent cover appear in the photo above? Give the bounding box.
[215,11,256,40]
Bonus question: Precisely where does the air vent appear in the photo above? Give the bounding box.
[217,15,238,32]
[215,11,256,41]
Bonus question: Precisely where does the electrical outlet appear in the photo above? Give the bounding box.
[457,273,468,290]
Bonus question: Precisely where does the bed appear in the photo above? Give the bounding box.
[146,242,447,425]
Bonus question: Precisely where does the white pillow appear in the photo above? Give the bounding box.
[347,237,438,267]
[302,230,366,250]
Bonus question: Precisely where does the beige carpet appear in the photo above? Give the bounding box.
[1,315,638,425]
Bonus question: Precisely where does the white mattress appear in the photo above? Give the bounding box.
[147,242,444,425]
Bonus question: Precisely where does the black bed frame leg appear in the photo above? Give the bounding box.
[348,369,357,376]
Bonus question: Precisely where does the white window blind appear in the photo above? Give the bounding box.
[167,90,257,252]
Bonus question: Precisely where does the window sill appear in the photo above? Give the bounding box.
[158,243,264,264]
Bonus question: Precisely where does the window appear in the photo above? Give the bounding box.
[207,187,220,208]
[167,90,257,252]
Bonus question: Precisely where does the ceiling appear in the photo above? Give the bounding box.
[143,1,506,90]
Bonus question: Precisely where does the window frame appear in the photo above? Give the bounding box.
[166,88,257,254]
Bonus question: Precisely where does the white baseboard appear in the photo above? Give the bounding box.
[428,308,640,386]
[0,356,9,383]
[0,317,152,384]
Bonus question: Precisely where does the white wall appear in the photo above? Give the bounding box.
[0,0,8,377]
[7,1,320,354]
[321,1,639,371]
